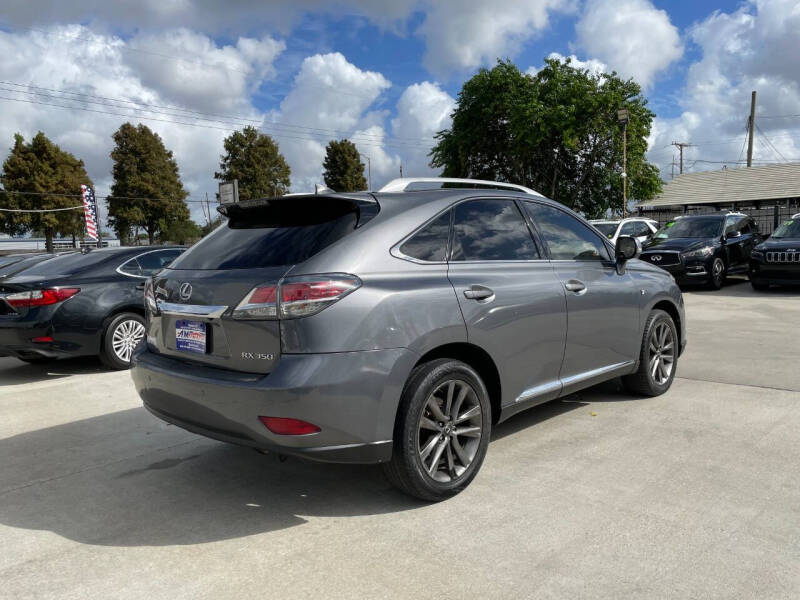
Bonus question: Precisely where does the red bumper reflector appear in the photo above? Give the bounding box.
[259,416,321,435]
[31,336,54,343]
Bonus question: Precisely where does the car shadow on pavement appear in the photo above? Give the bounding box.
[491,398,587,441]
[0,356,108,385]
[0,407,424,548]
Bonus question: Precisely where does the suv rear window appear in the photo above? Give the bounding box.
[170,198,359,270]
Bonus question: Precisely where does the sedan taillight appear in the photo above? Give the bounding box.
[4,288,80,309]
[232,274,360,321]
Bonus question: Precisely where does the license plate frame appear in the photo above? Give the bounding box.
[175,319,207,354]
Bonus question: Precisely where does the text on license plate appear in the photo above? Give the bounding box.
[175,320,206,354]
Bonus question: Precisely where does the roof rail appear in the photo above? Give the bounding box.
[378,177,541,196]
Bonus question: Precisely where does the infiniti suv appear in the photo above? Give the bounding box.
[640,212,761,289]
[131,178,685,501]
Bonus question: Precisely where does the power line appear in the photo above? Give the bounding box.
[0,189,212,203]
[0,80,435,144]
[0,89,431,148]
[756,123,788,162]
[0,94,430,151]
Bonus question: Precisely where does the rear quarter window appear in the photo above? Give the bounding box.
[399,212,451,262]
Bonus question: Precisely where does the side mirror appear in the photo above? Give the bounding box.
[615,236,641,261]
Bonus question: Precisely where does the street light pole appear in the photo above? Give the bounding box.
[617,108,630,218]
[360,154,372,190]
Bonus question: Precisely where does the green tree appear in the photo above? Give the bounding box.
[431,58,662,217]
[215,126,291,200]
[106,123,190,245]
[0,132,93,251]
[161,218,201,245]
[322,139,367,191]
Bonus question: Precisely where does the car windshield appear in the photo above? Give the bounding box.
[654,217,723,239]
[771,219,800,239]
[592,223,618,238]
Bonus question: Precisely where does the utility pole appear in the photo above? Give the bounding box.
[671,142,691,174]
[746,90,757,167]
[617,108,629,217]
[360,154,371,190]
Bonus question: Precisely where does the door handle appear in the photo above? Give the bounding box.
[564,280,587,294]
[463,285,494,300]
[135,282,146,291]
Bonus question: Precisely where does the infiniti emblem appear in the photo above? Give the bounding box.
[179,282,193,301]
[652,255,662,262]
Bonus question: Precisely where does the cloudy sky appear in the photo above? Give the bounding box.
[1,0,799,223]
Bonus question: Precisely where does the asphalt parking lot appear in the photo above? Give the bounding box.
[1,281,798,599]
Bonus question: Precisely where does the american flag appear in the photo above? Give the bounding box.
[81,185,98,241]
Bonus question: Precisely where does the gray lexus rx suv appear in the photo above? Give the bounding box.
[131,178,686,501]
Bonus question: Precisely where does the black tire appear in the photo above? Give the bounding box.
[383,359,492,502]
[99,312,146,370]
[707,257,726,290]
[750,280,769,291]
[623,309,678,397]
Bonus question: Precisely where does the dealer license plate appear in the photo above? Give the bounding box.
[175,320,206,354]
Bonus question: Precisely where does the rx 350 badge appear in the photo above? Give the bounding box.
[242,352,274,360]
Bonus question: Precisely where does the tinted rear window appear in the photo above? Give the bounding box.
[18,251,123,277]
[400,211,451,262]
[170,199,359,270]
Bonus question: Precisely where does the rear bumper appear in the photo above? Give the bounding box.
[0,319,77,360]
[749,262,800,286]
[131,346,417,464]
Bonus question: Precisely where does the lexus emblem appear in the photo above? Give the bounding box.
[179,283,193,301]
[652,255,662,262]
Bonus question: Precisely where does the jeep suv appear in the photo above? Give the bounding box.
[131,178,685,501]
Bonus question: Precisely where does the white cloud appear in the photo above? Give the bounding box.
[646,0,800,180]
[269,52,394,192]
[124,30,285,114]
[417,0,577,77]
[4,0,579,81]
[391,82,455,177]
[0,25,284,224]
[575,0,682,89]
[527,52,609,78]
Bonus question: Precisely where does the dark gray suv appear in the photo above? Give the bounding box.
[131,178,686,501]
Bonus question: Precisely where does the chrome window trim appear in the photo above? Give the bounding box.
[390,195,546,265]
[116,248,183,279]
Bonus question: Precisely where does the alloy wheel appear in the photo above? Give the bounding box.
[712,259,724,286]
[648,321,675,386]
[417,379,483,483]
[111,319,145,363]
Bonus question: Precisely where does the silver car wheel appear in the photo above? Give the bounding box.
[648,321,675,386]
[712,258,725,286]
[417,379,483,483]
[111,319,145,363]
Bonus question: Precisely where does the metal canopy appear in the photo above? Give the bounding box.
[638,163,800,208]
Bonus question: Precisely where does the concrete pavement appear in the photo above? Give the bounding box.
[1,281,798,599]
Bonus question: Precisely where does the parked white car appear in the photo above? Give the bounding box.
[590,218,659,245]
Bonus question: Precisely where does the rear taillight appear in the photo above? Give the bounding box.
[4,288,80,309]
[232,274,360,321]
[144,280,159,314]
[259,416,321,435]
